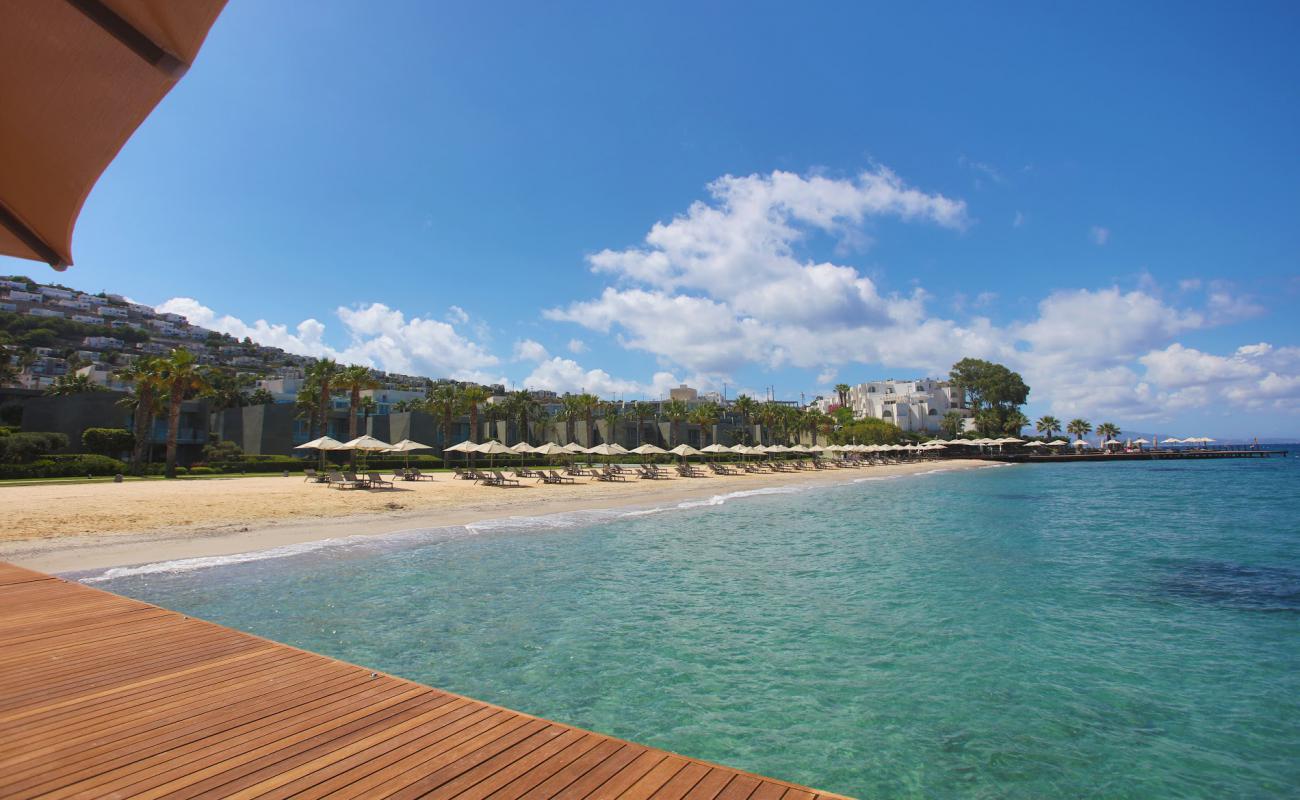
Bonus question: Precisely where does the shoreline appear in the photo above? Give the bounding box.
[0,460,998,575]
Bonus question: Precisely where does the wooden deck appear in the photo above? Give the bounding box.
[0,562,848,800]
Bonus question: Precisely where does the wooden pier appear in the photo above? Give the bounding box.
[983,448,1286,464]
[0,562,848,800]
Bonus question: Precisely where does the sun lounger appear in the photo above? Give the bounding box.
[367,472,393,488]
[542,470,576,484]
[325,470,361,489]
[304,467,327,483]
[595,468,627,482]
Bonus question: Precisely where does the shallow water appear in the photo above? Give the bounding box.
[90,455,1300,798]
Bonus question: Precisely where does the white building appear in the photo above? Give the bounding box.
[5,290,41,303]
[0,302,16,313]
[82,336,125,350]
[77,365,131,391]
[838,378,971,433]
[360,388,427,415]
[39,286,73,300]
[71,314,101,324]
[28,307,64,319]
[0,279,27,291]
[56,298,92,310]
[97,306,128,318]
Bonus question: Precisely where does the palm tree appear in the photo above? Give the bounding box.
[156,349,209,478]
[391,399,413,413]
[558,395,583,444]
[459,385,491,444]
[662,399,689,447]
[757,402,784,445]
[1067,418,1092,444]
[358,396,378,432]
[574,393,600,446]
[202,370,252,441]
[631,401,656,446]
[483,400,507,442]
[43,374,105,396]
[1096,422,1121,446]
[337,365,380,446]
[689,402,721,447]
[940,410,966,439]
[305,359,339,440]
[601,401,622,446]
[294,381,320,441]
[426,383,461,447]
[834,383,851,409]
[116,357,162,474]
[731,394,757,444]
[502,390,542,445]
[1035,415,1061,439]
[804,408,828,446]
[1004,410,1029,436]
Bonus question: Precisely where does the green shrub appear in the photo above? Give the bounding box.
[82,427,134,457]
[0,454,126,479]
[0,431,69,463]
[186,466,216,475]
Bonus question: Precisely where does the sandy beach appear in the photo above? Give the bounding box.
[0,460,994,574]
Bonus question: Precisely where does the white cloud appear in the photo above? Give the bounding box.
[446,306,469,325]
[521,356,678,398]
[1090,225,1110,245]
[512,339,549,362]
[542,165,1296,425]
[566,338,588,354]
[156,297,502,382]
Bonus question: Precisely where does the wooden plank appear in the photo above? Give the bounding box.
[0,562,851,800]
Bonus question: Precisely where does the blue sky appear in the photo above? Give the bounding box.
[5,1,1298,436]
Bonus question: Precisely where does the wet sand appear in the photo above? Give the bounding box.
[0,460,995,574]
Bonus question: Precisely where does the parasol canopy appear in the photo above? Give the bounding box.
[294,436,346,451]
[0,0,227,269]
[630,444,668,455]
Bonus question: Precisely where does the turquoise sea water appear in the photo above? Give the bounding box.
[88,454,1300,798]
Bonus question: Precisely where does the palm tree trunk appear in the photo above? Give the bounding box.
[164,384,182,478]
[130,386,152,474]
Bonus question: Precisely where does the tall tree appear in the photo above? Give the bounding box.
[1067,418,1092,443]
[662,399,689,447]
[950,358,1030,436]
[459,385,491,443]
[156,349,210,478]
[1035,415,1061,439]
[116,357,162,474]
[201,370,252,441]
[631,401,656,446]
[689,402,721,447]
[305,359,340,441]
[731,395,757,443]
[558,395,583,444]
[426,384,461,447]
[803,408,829,446]
[601,401,622,446]
[337,365,379,445]
[503,390,542,445]
[574,393,600,446]
[1096,422,1121,444]
[834,383,851,409]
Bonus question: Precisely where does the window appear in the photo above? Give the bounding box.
[928,408,938,416]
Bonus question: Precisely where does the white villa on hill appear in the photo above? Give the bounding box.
[817,378,972,433]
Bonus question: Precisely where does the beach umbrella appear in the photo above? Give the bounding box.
[669,444,703,462]
[443,439,481,468]
[630,443,668,455]
[383,438,435,469]
[1131,438,1150,444]
[1000,437,1025,444]
[509,441,536,454]
[1073,440,1087,447]
[1046,439,1068,447]
[763,444,788,454]
[531,442,568,462]
[294,436,346,451]
[699,443,731,459]
[340,435,392,471]
[475,439,515,468]
[0,0,227,270]
[1104,439,1122,445]
[1162,437,1182,444]
[294,435,346,469]
[1024,441,1044,448]
[787,444,810,454]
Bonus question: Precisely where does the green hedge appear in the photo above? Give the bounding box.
[0,454,126,479]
